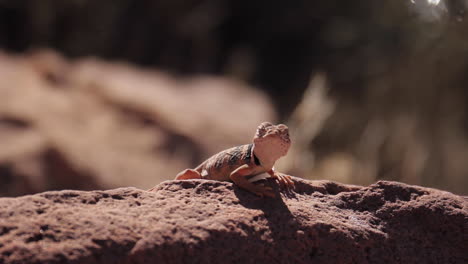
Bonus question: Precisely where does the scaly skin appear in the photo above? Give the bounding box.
[175,122,294,197]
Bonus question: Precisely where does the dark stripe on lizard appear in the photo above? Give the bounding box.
[245,144,252,163]
[253,153,261,166]
[245,144,261,166]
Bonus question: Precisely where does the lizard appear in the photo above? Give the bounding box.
[174,122,294,197]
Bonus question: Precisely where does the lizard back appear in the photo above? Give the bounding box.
[196,144,260,181]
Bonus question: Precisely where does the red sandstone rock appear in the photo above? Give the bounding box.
[0,179,465,263]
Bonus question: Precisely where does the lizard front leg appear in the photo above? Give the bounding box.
[230,164,275,198]
[267,168,294,189]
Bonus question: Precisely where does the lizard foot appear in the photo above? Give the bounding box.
[274,173,295,190]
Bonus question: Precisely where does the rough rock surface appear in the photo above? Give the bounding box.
[0,178,466,264]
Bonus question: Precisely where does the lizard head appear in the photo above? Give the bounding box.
[252,122,291,167]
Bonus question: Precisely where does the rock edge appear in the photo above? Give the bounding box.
[0,178,466,264]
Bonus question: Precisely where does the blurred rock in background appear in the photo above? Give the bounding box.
[0,51,274,196]
[0,0,467,195]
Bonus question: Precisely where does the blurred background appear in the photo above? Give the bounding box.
[0,0,467,196]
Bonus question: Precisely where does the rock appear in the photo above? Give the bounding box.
[0,50,275,196]
[0,179,465,264]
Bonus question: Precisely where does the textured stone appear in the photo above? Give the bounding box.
[0,178,466,264]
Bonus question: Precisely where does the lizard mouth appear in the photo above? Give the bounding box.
[255,133,291,153]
